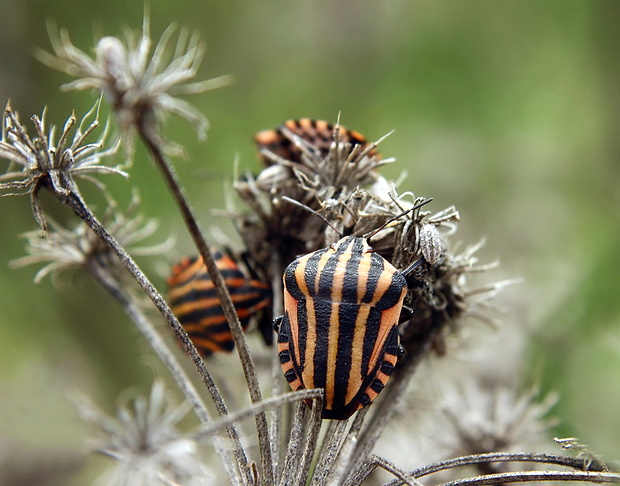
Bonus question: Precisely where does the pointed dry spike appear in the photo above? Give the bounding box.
[57,112,77,154]
[147,23,178,77]
[172,74,234,95]
[6,109,36,154]
[279,125,322,160]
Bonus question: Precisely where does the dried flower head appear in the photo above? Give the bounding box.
[39,17,231,144]
[75,380,214,486]
[11,192,170,285]
[0,101,123,231]
[435,378,558,459]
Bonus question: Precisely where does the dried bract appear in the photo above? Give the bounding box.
[0,102,123,231]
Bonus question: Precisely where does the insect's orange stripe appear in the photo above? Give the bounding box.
[346,304,371,404]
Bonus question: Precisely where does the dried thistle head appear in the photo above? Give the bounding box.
[39,17,231,148]
[434,378,558,459]
[12,192,170,286]
[0,101,124,232]
[75,380,215,486]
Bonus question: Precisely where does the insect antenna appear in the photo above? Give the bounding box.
[366,198,433,243]
[280,196,344,237]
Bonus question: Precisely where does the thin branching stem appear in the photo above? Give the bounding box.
[52,186,251,485]
[368,455,423,486]
[438,470,620,486]
[137,119,273,485]
[85,260,241,486]
[270,251,286,479]
[382,452,612,486]
[194,389,323,440]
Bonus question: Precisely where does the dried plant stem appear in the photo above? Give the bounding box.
[194,389,323,439]
[326,408,368,486]
[311,420,349,486]
[368,455,422,486]
[296,399,324,486]
[437,470,620,486]
[278,402,308,486]
[270,253,285,479]
[86,260,240,486]
[345,323,441,486]
[138,120,273,485]
[53,186,251,485]
[382,452,612,486]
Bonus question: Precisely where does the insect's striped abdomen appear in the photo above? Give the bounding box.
[279,236,407,419]
[168,251,271,355]
[255,118,378,165]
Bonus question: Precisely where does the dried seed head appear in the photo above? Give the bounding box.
[11,192,170,286]
[39,19,231,149]
[75,381,215,485]
[434,378,558,457]
[0,101,124,231]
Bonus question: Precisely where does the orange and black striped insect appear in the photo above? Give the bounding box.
[167,250,271,355]
[254,118,378,165]
[275,199,431,420]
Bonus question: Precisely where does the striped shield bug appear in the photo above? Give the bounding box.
[254,118,379,165]
[275,199,431,419]
[167,249,271,355]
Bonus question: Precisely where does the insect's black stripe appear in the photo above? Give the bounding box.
[341,238,364,303]
[362,253,384,304]
[170,267,246,303]
[380,360,395,376]
[284,259,303,300]
[181,320,230,334]
[279,349,291,364]
[312,299,333,390]
[296,297,308,370]
[304,248,328,297]
[375,272,408,311]
[317,241,345,298]
[172,284,268,310]
[277,313,291,344]
[370,379,384,393]
[361,307,382,378]
[332,302,359,410]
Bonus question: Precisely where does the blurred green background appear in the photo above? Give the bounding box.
[0,0,618,483]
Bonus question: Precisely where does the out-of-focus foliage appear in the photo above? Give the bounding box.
[0,1,618,483]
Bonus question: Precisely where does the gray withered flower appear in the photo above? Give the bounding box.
[432,377,558,462]
[0,101,124,231]
[12,192,171,286]
[75,380,214,486]
[39,17,231,144]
